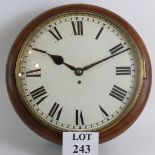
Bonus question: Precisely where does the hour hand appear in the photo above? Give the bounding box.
[49,54,76,71]
[32,48,76,71]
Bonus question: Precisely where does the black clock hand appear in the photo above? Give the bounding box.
[32,48,76,71]
[82,48,131,71]
[50,55,76,71]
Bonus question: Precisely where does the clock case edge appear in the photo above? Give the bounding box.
[6,4,152,144]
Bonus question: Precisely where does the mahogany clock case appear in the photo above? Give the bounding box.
[6,4,152,144]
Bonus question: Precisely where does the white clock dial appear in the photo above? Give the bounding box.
[16,13,138,131]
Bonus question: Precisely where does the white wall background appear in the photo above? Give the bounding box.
[0,0,154,155]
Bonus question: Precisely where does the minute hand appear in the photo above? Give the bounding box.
[82,48,131,71]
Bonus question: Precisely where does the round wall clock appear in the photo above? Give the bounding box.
[6,4,151,144]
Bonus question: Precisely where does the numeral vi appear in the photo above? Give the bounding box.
[75,109,84,125]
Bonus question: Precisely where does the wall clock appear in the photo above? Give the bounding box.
[6,4,152,144]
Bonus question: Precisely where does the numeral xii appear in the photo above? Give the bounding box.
[71,21,83,35]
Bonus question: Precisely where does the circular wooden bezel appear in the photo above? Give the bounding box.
[6,4,152,144]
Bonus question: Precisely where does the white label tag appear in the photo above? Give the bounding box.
[63,132,99,155]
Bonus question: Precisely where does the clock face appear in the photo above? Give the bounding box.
[15,12,141,131]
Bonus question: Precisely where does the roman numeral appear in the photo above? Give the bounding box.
[30,86,48,105]
[71,21,83,35]
[48,102,63,121]
[49,27,63,41]
[109,43,124,55]
[99,105,109,117]
[75,110,84,125]
[95,27,104,40]
[26,68,41,77]
[109,85,127,102]
[116,67,131,75]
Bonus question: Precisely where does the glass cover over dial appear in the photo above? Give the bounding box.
[15,12,142,131]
